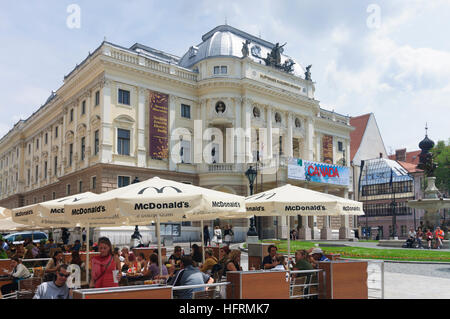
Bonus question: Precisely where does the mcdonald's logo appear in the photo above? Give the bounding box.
[138,186,183,195]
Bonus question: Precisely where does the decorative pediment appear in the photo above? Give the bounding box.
[41,151,49,160]
[77,123,87,136]
[90,115,101,128]
[65,130,74,143]
[113,115,135,127]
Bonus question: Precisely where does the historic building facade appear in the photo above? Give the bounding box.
[0,25,355,240]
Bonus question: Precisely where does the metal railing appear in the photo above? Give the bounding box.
[366,260,384,299]
[171,282,231,299]
[288,269,323,299]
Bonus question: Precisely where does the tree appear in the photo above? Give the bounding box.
[432,139,450,195]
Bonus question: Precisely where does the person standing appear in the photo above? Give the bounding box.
[33,264,72,299]
[45,250,64,281]
[426,229,433,249]
[212,226,222,246]
[224,225,234,246]
[416,227,424,248]
[434,227,445,249]
[61,228,70,246]
[203,225,211,247]
[90,237,121,288]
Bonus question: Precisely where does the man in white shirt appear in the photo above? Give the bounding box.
[1,257,31,295]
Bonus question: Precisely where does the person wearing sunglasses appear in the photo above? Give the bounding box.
[34,264,72,299]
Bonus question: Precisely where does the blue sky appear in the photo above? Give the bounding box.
[0,0,449,153]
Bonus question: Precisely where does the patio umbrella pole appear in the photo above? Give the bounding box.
[201,220,205,264]
[86,224,90,285]
[287,216,291,269]
[156,216,162,277]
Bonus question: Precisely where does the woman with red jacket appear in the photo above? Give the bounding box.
[90,237,121,288]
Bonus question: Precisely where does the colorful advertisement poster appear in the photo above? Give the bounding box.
[149,91,169,159]
[322,135,333,164]
[288,158,349,186]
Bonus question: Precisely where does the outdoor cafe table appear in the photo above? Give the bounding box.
[226,270,290,299]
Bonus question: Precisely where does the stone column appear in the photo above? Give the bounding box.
[321,186,333,240]
[305,117,314,161]
[100,79,113,164]
[137,88,147,167]
[267,106,273,159]
[241,97,252,164]
[287,113,293,158]
[298,216,312,240]
[339,188,352,239]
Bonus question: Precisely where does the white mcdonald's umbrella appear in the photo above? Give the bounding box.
[0,217,35,232]
[0,207,12,219]
[64,176,247,276]
[245,184,365,265]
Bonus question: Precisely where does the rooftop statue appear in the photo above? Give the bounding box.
[242,40,251,57]
[305,65,312,81]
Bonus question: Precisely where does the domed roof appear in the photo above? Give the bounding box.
[419,135,435,151]
[178,25,305,78]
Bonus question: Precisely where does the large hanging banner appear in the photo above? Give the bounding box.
[288,158,349,186]
[149,91,169,159]
[322,135,333,164]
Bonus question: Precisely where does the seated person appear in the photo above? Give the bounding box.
[45,250,64,281]
[200,249,218,274]
[168,246,183,271]
[308,248,329,268]
[224,250,242,275]
[121,246,136,271]
[191,244,203,265]
[1,257,31,295]
[144,253,168,279]
[167,256,213,299]
[261,245,278,270]
[34,264,72,299]
[136,253,147,273]
[293,250,314,272]
[71,240,81,252]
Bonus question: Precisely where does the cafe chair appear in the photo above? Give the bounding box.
[33,267,45,279]
[17,277,42,299]
[291,276,307,299]
[306,272,319,299]
[192,289,216,300]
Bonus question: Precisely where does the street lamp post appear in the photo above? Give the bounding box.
[245,166,258,237]
[130,177,143,246]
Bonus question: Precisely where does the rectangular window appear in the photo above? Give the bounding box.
[221,66,227,74]
[81,137,85,161]
[36,139,39,150]
[118,176,130,188]
[54,156,58,176]
[35,165,39,183]
[338,141,343,152]
[181,104,191,119]
[44,161,47,179]
[28,144,31,154]
[27,169,30,185]
[79,180,83,193]
[69,144,73,166]
[82,100,86,115]
[70,109,74,122]
[94,130,99,155]
[43,195,46,202]
[92,176,97,190]
[55,126,58,138]
[214,66,220,74]
[45,133,48,145]
[67,184,71,195]
[118,89,130,105]
[95,91,100,106]
[117,129,130,155]
[52,192,56,200]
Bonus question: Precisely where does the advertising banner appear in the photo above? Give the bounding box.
[288,158,349,186]
[322,135,333,164]
[149,90,169,159]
